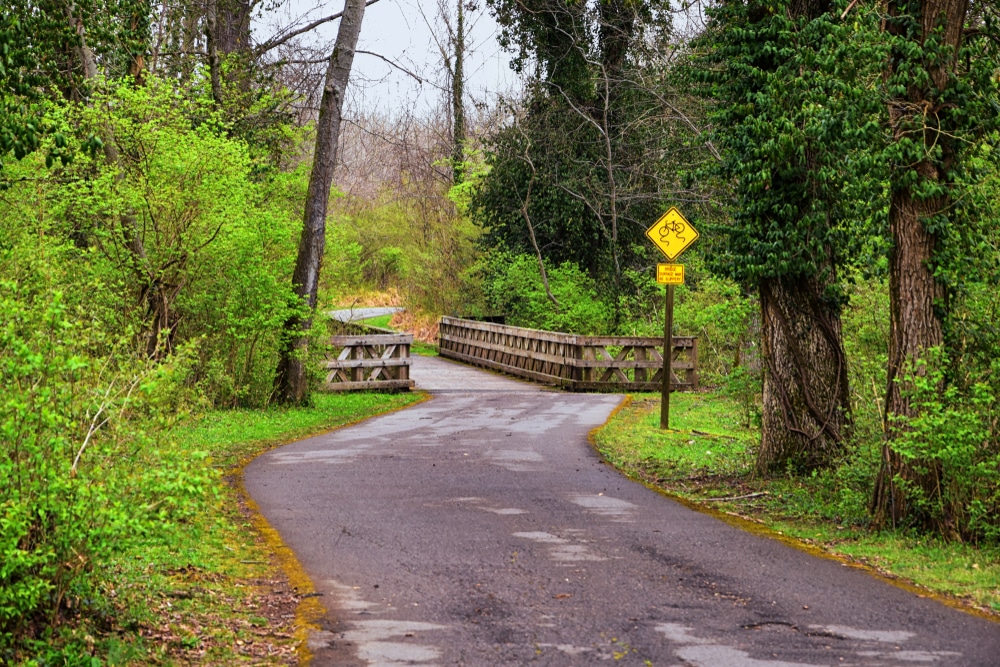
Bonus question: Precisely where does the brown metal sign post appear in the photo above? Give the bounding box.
[661,283,675,429]
[645,208,698,430]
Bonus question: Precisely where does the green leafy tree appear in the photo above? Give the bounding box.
[1,77,305,406]
[475,0,696,320]
[872,0,1000,531]
[692,0,884,473]
[1,2,82,171]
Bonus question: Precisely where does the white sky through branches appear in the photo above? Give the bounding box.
[257,0,517,116]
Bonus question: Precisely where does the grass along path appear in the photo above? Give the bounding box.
[593,392,1000,618]
[102,391,422,665]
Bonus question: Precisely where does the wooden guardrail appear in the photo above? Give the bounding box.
[321,333,414,391]
[438,316,696,392]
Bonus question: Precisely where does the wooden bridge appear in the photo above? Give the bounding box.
[437,317,697,392]
[321,316,697,393]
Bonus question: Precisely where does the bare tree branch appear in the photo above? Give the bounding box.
[512,124,560,308]
[255,0,381,56]
[357,49,446,88]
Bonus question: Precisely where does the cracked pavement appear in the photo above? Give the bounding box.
[244,355,1000,666]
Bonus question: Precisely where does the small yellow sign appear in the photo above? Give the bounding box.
[657,264,684,285]
[646,207,699,261]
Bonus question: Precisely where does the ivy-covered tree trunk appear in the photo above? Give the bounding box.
[696,0,864,474]
[757,276,849,474]
[275,0,366,403]
[871,0,967,530]
[753,0,853,476]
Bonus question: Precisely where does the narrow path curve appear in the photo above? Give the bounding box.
[244,356,1000,666]
[328,307,404,323]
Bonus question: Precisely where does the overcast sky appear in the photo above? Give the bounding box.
[259,0,518,116]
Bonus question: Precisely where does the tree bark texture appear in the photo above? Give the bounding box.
[275,0,366,403]
[871,0,968,530]
[451,0,466,184]
[757,277,850,475]
[216,0,251,55]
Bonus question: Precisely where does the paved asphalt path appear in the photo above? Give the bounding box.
[244,356,1000,666]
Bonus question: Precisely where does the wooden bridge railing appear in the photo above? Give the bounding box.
[438,316,697,392]
[321,333,414,392]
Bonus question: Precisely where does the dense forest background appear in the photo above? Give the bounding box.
[2,0,999,661]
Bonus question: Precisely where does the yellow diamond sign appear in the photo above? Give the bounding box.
[646,207,698,261]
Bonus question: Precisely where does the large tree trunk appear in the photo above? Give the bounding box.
[871,0,968,530]
[871,188,947,529]
[204,0,252,105]
[757,276,850,474]
[275,0,366,403]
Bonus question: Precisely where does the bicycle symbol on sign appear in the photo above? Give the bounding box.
[659,219,687,244]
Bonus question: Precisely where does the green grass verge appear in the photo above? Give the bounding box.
[94,391,422,665]
[359,314,393,329]
[410,341,439,357]
[174,392,420,466]
[594,393,1000,616]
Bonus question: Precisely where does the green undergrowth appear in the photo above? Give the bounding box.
[594,393,1000,615]
[43,392,420,665]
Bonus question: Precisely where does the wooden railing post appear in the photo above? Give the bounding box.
[398,337,409,383]
[635,344,648,384]
[351,342,363,383]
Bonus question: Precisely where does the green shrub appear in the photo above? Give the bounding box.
[0,280,218,659]
[673,275,756,385]
[889,350,1000,543]
[0,78,306,408]
[841,275,890,444]
[369,246,406,288]
[619,254,758,388]
[482,253,612,334]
